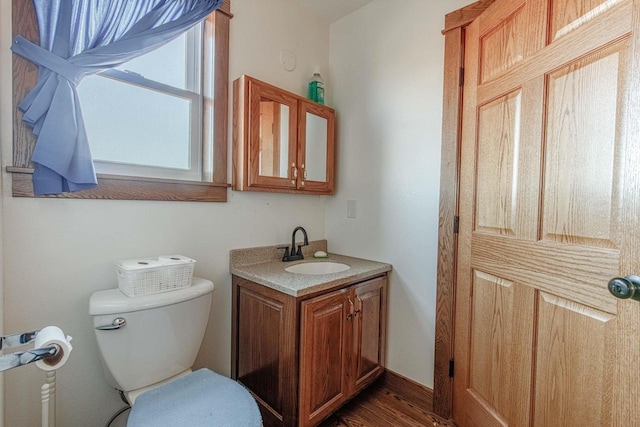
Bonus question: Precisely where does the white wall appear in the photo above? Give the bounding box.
[326,0,470,387]
[0,1,329,426]
[230,0,330,98]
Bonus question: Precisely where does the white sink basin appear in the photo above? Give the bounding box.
[285,262,350,275]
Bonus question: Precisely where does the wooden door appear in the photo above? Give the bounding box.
[299,288,351,426]
[351,277,387,394]
[454,0,640,426]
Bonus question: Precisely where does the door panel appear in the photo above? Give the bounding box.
[534,292,616,427]
[479,5,526,83]
[454,0,639,425]
[479,0,548,84]
[467,271,534,427]
[549,0,622,41]
[475,80,544,241]
[541,41,628,248]
[475,90,522,237]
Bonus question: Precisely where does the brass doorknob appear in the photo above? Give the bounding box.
[608,275,640,301]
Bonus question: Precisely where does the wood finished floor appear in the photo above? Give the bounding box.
[318,381,457,427]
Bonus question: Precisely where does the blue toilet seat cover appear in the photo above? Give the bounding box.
[127,368,262,427]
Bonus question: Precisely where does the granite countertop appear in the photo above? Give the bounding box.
[230,240,392,297]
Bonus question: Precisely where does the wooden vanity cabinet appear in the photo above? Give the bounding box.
[231,274,387,427]
[233,75,335,195]
[299,278,387,426]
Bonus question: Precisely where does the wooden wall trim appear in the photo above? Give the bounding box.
[12,0,38,168]
[219,0,233,17]
[442,0,496,33]
[8,169,229,202]
[211,8,231,184]
[433,0,494,420]
[381,370,459,426]
[381,369,433,411]
[433,26,464,421]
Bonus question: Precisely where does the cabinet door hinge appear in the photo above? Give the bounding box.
[453,216,460,234]
[449,359,455,378]
[459,67,465,87]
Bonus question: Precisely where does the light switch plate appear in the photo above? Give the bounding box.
[347,200,357,218]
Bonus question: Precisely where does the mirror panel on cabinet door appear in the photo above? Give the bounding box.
[304,112,328,182]
[298,100,335,194]
[258,100,291,179]
[247,79,298,190]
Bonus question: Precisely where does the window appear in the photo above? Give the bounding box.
[78,26,204,181]
[10,1,232,202]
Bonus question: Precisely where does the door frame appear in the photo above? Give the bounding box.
[433,0,495,419]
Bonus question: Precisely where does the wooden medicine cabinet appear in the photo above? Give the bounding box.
[233,75,335,195]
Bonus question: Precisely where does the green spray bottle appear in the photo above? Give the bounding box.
[308,66,325,104]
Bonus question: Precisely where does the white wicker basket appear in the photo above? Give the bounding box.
[116,255,196,297]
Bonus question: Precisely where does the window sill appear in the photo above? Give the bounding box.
[6,167,229,202]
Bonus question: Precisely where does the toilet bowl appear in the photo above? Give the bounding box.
[89,277,261,426]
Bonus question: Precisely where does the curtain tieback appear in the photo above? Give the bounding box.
[11,36,87,87]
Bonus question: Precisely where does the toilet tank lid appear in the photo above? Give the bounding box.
[89,277,214,316]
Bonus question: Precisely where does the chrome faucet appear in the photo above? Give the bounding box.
[279,226,309,262]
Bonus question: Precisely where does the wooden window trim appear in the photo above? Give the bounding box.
[9,0,233,202]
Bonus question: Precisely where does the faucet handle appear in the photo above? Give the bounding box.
[277,246,290,261]
[295,241,308,256]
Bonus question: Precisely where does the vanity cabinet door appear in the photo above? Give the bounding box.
[351,277,387,394]
[297,100,335,193]
[232,278,300,426]
[299,288,351,427]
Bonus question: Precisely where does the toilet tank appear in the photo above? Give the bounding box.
[89,277,214,393]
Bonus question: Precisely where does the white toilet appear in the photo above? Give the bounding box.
[89,277,261,426]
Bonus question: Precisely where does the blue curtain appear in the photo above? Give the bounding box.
[11,0,224,195]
